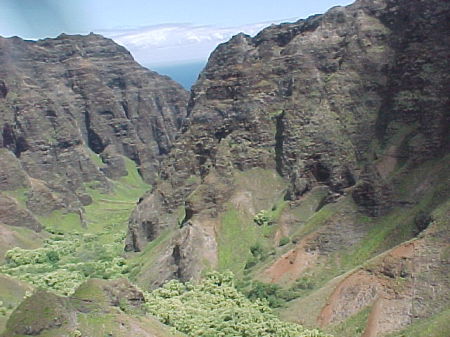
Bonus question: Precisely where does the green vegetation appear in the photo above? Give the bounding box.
[254,210,273,226]
[244,242,269,270]
[4,290,71,335]
[144,271,331,337]
[0,225,46,264]
[291,276,316,292]
[38,210,83,233]
[1,232,129,295]
[291,203,336,242]
[326,305,371,337]
[87,148,106,168]
[254,200,288,227]
[1,155,150,296]
[128,229,176,287]
[217,201,285,275]
[2,188,29,207]
[216,168,288,274]
[279,237,290,246]
[237,280,299,308]
[2,282,187,337]
[0,275,32,332]
[218,206,256,273]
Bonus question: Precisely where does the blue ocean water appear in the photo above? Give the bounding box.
[148,61,207,90]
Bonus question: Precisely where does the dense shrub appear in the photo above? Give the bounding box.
[238,280,300,308]
[1,232,129,296]
[253,210,273,226]
[144,271,331,337]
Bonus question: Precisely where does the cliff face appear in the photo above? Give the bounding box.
[0,33,188,224]
[126,0,449,335]
[127,0,449,258]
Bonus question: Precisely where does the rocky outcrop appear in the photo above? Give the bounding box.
[0,33,188,225]
[352,165,391,216]
[127,0,449,254]
[0,195,41,232]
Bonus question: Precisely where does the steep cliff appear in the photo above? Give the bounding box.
[0,33,188,228]
[126,0,449,335]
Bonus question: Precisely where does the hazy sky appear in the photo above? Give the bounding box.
[0,0,354,65]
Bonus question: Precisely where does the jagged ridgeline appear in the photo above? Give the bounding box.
[0,0,449,336]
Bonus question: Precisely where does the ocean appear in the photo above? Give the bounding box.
[148,61,207,90]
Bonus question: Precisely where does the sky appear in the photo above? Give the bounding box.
[0,0,354,65]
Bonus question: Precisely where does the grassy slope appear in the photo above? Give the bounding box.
[128,228,177,288]
[128,167,290,286]
[216,168,287,275]
[274,155,450,336]
[39,156,150,236]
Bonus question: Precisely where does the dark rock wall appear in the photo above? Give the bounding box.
[0,33,188,218]
[127,0,449,248]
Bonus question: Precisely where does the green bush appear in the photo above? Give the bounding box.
[245,243,267,270]
[292,276,315,290]
[253,210,272,226]
[1,232,129,296]
[241,280,302,308]
[250,243,264,257]
[144,271,331,337]
[46,250,60,263]
[279,237,290,246]
[244,257,258,270]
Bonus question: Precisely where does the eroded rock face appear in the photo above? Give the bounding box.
[0,149,29,191]
[127,0,449,278]
[0,33,188,224]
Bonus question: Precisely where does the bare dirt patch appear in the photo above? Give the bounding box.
[261,234,319,284]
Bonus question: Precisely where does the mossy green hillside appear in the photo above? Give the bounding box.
[215,168,287,275]
[2,281,187,337]
[0,275,33,333]
[3,290,72,337]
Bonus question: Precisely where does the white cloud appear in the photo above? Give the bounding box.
[100,20,290,66]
